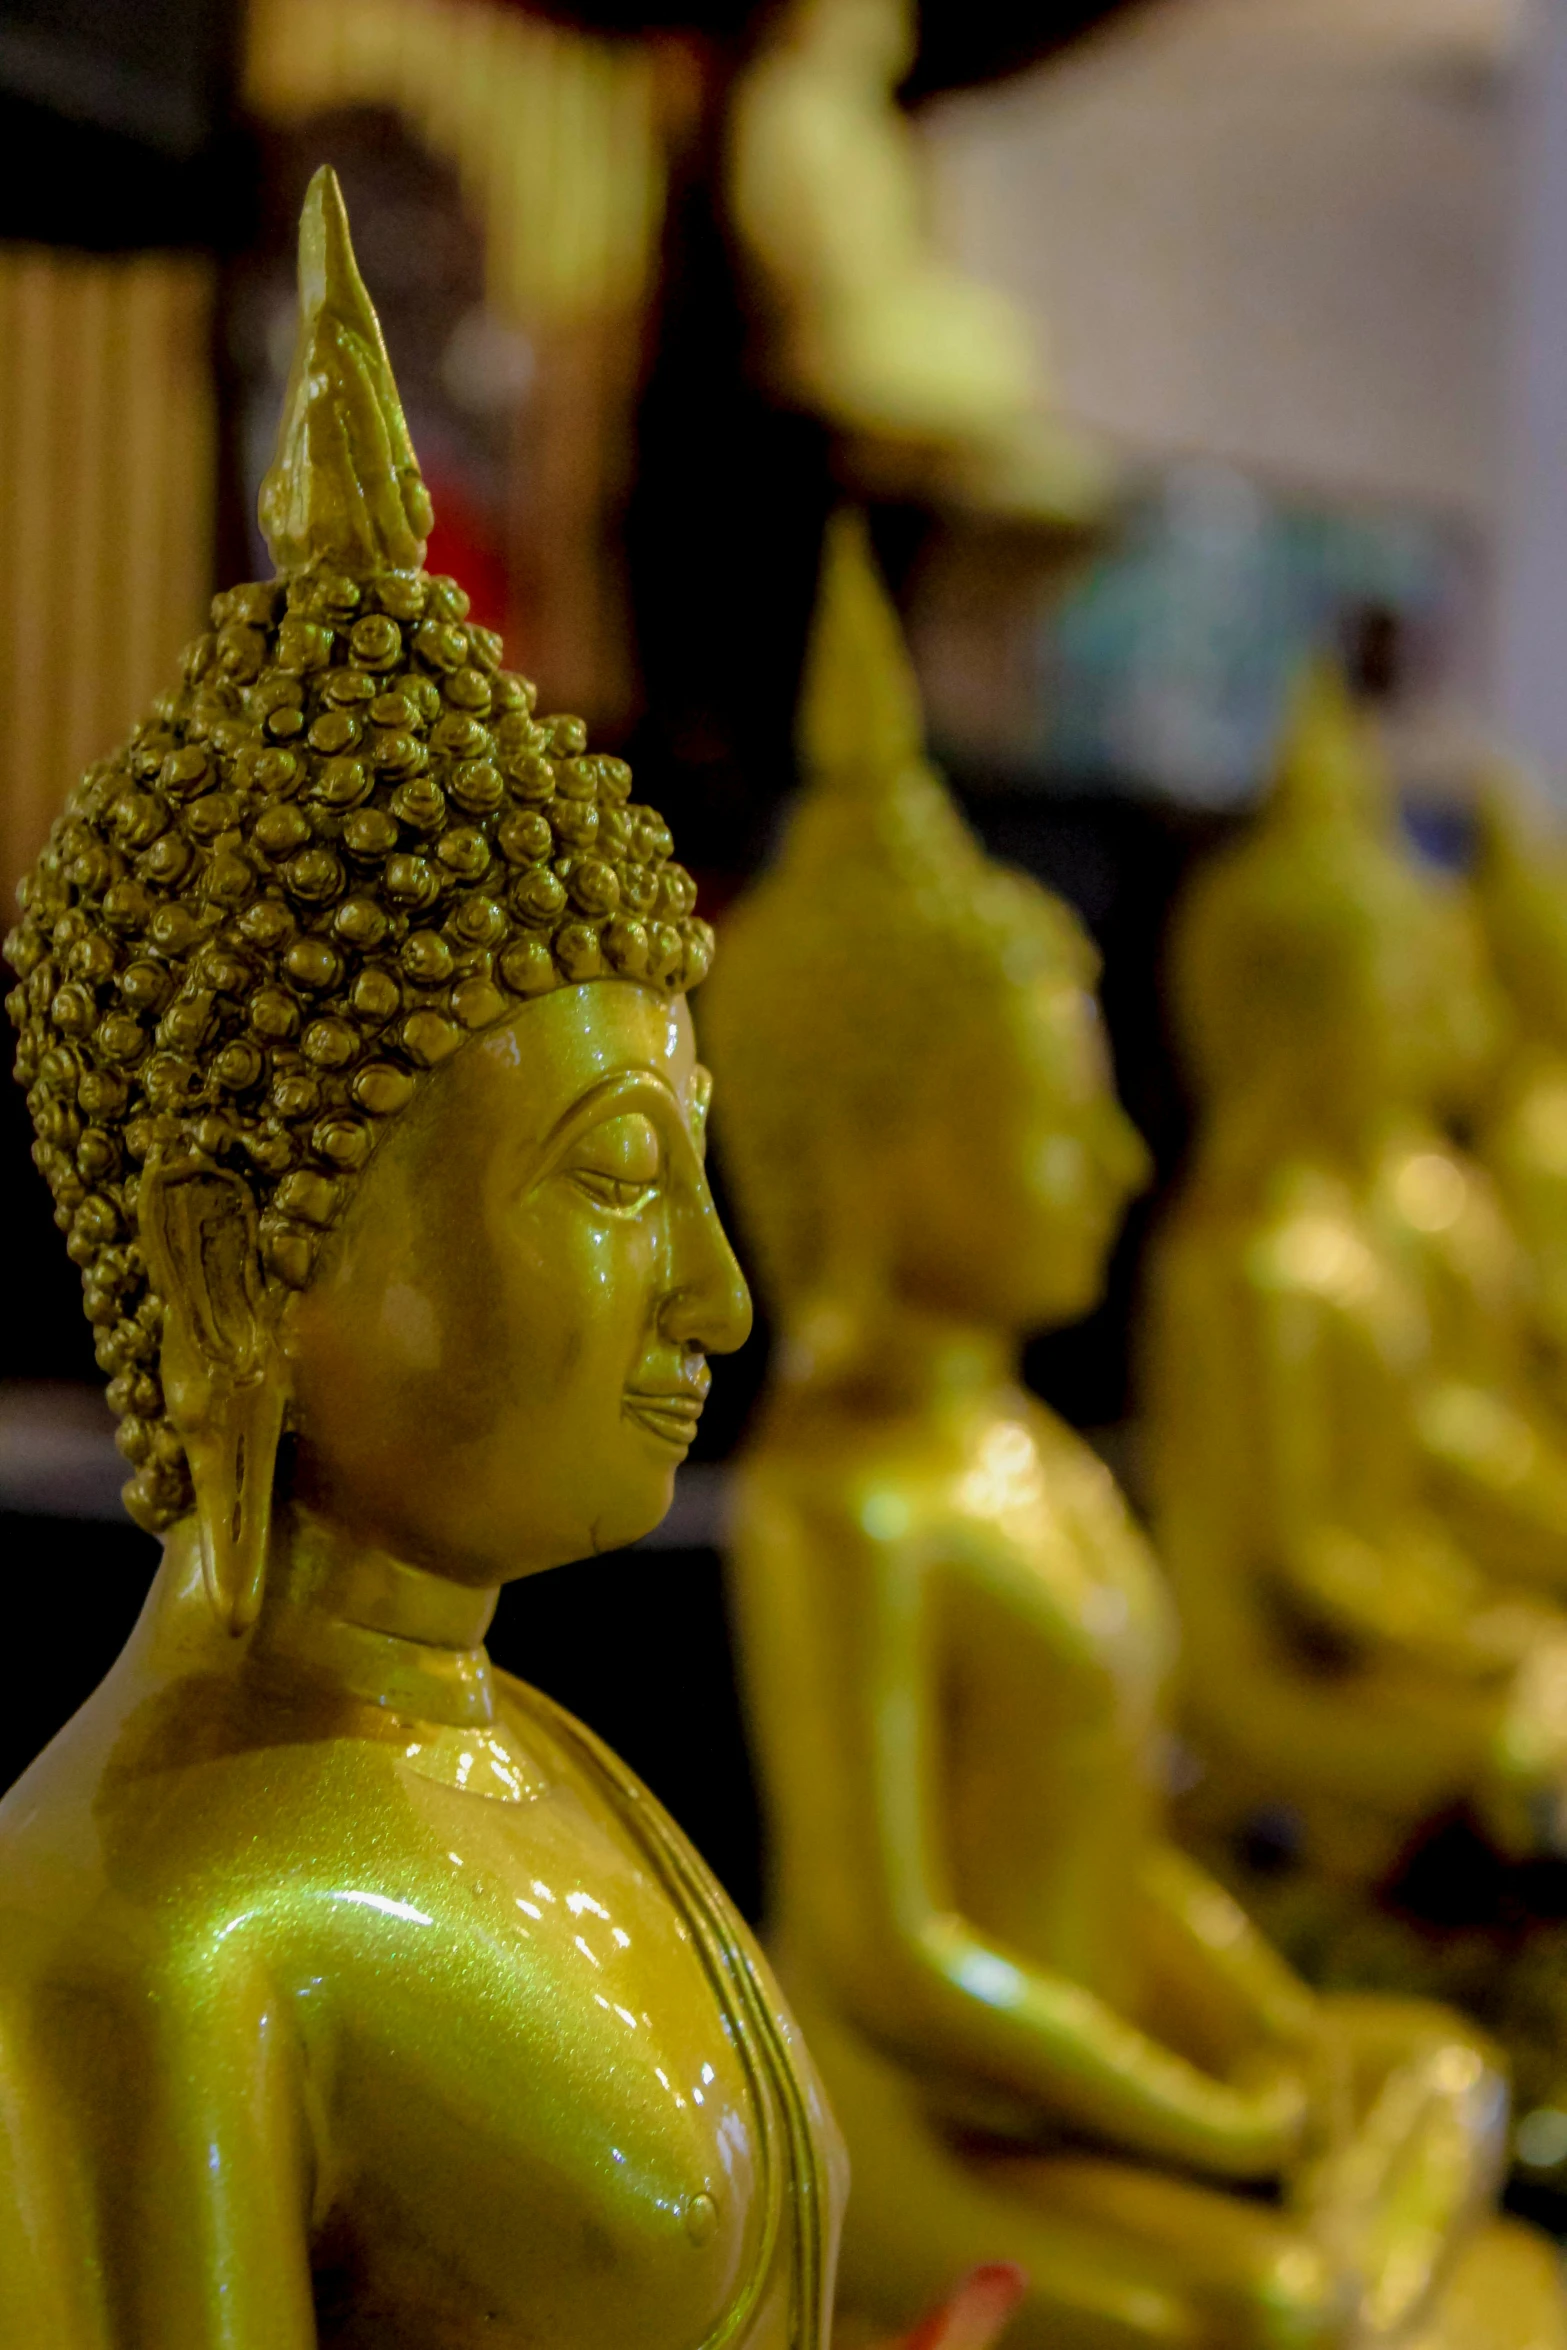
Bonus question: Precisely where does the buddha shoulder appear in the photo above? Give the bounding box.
[743,1398,1158,1598]
[1488,1055,1567,1179]
[1240,1167,1382,1304]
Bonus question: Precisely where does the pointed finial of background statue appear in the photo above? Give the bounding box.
[1471,756,1567,1017]
[1268,660,1392,835]
[1475,756,1556,882]
[799,509,926,791]
[258,165,434,576]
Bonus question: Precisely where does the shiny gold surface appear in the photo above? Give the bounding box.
[1474,775,1567,1420]
[1145,676,1567,1894]
[0,170,845,2348]
[703,522,1567,2349]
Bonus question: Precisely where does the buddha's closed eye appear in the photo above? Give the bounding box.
[566,1112,664,1215]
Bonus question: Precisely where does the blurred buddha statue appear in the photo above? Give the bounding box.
[0,166,858,2350]
[726,0,1110,526]
[1144,674,1567,1922]
[701,518,1567,2350]
[1472,775,1567,1421]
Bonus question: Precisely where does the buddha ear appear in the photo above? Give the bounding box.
[138,1157,287,1637]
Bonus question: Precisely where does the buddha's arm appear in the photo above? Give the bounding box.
[828,1549,1306,2182]
[111,1952,318,2348]
[1275,1519,1526,1677]
[1414,1378,1567,1592]
[1492,1114,1567,1367]
[0,2018,105,2349]
[1135,1844,1315,2063]
[1248,1287,1522,1675]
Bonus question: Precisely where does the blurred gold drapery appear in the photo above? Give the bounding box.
[0,248,216,908]
[246,0,665,332]
[246,0,671,723]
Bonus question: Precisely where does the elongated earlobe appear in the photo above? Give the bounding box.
[138,1158,286,1635]
[194,1373,286,1638]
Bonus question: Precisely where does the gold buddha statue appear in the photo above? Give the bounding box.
[1144,674,1567,1912]
[0,167,856,2350]
[1472,775,1567,1421]
[701,518,1567,2349]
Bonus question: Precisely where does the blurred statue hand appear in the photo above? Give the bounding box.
[1222,2042,1312,2173]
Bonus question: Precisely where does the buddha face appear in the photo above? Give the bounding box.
[1413,889,1504,1120]
[1193,855,1502,1139]
[883,967,1150,1333]
[1310,892,1500,1123]
[282,982,751,1585]
[1484,861,1567,1051]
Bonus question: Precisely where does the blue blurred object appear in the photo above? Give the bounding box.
[1038,460,1458,809]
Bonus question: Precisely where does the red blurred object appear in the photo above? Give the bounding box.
[422,467,511,639]
[899,2265,1027,2350]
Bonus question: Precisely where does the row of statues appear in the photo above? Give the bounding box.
[1145,682,1567,2146]
[5,168,1567,2348]
[705,545,1567,2346]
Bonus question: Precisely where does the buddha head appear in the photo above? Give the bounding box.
[1171,667,1501,1162]
[701,513,1148,1373]
[3,170,749,1629]
[1474,769,1567,1056]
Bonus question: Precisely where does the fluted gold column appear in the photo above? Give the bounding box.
[0,248,216,909]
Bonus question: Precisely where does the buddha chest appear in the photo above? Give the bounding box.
[310,1689,832,2350]
[2,1675,840,2350]
[933,1410,1175,1988]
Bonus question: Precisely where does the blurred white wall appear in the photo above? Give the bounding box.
[1495,0,1567,777]
[926,0,1524,522]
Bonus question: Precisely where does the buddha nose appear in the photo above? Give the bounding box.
[660,1183,753,1356]
[1101,1100,1153,1202]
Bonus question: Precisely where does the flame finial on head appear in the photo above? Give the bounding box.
[798,510,926,792]
[1476,759,1555,882]
[258,165,434,576]
[1266,661,1392,836]
[1472,760,1567,1027]
[702,509,1094,1309]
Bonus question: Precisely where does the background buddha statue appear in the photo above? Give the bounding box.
[701,515,1567,2350]
[0,167,850,2350]
[1145,674,1567,1884]
[1472,776,1567,1422]
[1141,677,1567,2081]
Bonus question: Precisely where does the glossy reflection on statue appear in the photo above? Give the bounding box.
[1144,679,1567,1893]
[1473,775,1567,1423]
[1140,681,1567,2159]
[0,169,849,2350]
[702,520,1567,2350]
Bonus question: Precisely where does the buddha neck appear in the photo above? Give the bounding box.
[1201,1083,1427,1194]
[252,1505,500,1728]
[777,1292,1013,1424]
